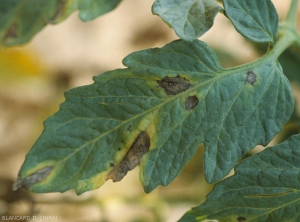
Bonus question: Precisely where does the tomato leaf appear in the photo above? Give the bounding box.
[223,0,278,44]
[279,48,300,85]
[0,0,121,48]
[152,0,222,41]
[78,0,121,21]
[14,39,293,195]
[180,134,300,222]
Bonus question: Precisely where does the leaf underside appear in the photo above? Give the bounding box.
[179,134,300,222]
[15,39,293,195]
[223,0,278,44]
[0,0,121,48]
[152,0,222,41]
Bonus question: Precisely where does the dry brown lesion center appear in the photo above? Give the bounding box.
[246,71,257,85]
[12,166,53,191]
[106,131,150,182]
[157,76,191,95]
[184,95,199,110]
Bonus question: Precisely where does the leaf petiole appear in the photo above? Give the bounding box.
[271,26,299,59]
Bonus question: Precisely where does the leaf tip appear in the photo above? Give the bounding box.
[12,166,53,191]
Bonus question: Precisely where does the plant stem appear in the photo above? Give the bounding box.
[286,0,299,28]
[271,28,296,59]
[271,0,300,59]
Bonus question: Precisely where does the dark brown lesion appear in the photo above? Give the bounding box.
[12,166,53,191]
[184,95,198,110]
[157,76,191,95]
[245,71,257,85]
[237,216,246,222]
[106,131,150,182]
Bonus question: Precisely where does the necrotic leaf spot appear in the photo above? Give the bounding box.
[12,166,53,191]
[106,131,150,182]
[246,71,256,85]
[184,95,198,110]
[237,216,246,222]
[157,76,191,95]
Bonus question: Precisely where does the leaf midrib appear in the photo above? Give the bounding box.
[51,53,272,176]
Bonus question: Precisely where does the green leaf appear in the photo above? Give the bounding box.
[223,0,278,44]
[78,0,122,21]
[0,0,121,48]
[279,48,300,85]
[179,134,300,222]
[152,0,222,41]
[14,39,293,195]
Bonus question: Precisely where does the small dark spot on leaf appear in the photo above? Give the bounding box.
[246,71,256,85]
[110,163,114,167]
[157,76,191,95]
[118,147,121,151]
[12,166,53,191]
[127,125,132,131]
[184,95,198,110]
[5,23,18,40]
[107,131,150,182]
[237,216,246,222]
